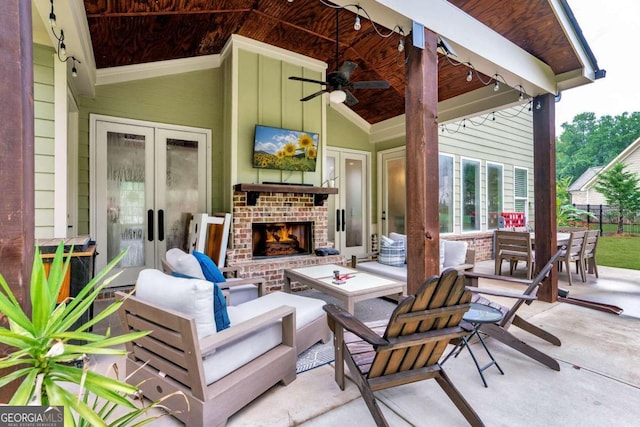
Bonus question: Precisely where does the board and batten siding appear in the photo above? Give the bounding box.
[234,48,324,188]
[34,44,56,239]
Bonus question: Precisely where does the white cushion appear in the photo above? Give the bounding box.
[203,310,281,384]
[202,291,326,385]
[357,260,407,282]
[135,269,215,339]
[439,240,446,271]
[443,240,468,267]
[232,291,325,329]
[165,248,205,279]
[225,281,259,305]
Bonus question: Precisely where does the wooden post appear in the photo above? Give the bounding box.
[405,28,439,296]
[532,93,557,302]
[0,0,35,402]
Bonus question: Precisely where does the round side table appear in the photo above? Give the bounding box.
[442,302,505,387]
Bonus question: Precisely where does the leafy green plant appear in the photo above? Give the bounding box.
[0,243,183,426]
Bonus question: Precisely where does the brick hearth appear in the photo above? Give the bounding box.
[227,187,346,292]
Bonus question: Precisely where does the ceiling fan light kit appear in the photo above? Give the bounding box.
[329,90,347,104]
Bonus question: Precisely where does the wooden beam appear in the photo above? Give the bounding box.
[404,28,439,295]
[0,0,35,402]
[532,93,557,302]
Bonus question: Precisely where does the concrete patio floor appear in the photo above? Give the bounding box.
[93,260,640,426]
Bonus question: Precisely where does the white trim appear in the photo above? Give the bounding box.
[96,55,221,86]
[66,90,79,238]
[54,60,68,238]
[514,166,529,222]
[329,103,371,134]
[222,34,327,72]
[370,114,406,143]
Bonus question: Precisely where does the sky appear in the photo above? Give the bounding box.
[554,0,640,135]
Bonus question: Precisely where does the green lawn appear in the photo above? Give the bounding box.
[595,235,640,270]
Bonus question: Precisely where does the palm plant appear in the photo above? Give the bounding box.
[0,243,182,426]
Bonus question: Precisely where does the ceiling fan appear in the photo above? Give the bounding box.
[288,9,390,106]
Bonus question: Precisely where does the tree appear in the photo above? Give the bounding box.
[593,162,640,234]
[557,112,640,181]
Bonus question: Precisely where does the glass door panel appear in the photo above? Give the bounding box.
[380,149,406,237]
[345,159,363,248]
[106,132,147,268]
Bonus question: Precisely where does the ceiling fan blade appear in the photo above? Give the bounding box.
[300,89,329,102]
[344,89,358,106]
[337,61,357,80]
[350,80,391,89]
[289,76,329,86]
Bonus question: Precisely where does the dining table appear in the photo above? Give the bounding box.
[530,232,570,247]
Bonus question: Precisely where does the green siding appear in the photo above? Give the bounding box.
[235,49,323,187]
[33,44,55,239]
[77,68,223,233]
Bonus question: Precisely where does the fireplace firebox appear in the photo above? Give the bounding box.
[252,221,313,259]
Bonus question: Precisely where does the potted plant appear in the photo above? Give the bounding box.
[0,242,183,426]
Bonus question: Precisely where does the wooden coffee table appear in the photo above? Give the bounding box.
[283,263,406,314]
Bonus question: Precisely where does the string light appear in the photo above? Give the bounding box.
[49,0,81,77]
[466,70,473,82]
[353,7,361,31]
[493,80,500,92]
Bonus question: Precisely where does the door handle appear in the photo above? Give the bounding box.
[147,209,154,241]
[336,209,341,232]
[341,209,346,232]
[382,210,386,221]
[158,209,164,241]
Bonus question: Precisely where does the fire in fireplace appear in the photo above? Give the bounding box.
[252,221,313,258]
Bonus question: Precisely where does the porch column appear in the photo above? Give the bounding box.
[532,93,557,302]
[405,28,439,295]
[0,0,35,402]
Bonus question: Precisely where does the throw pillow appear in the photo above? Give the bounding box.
[192,251,226,283]
[443,240,468,267]
[170,271,230,332]
[165,248,205,279]
[389,232,408,263]
[378,235,405,267]
[136,269,215,339]
[439,239,446,271]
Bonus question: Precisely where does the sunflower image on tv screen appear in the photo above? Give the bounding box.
[253,125,319,172]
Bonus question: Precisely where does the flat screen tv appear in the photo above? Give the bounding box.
[253,125,319,172]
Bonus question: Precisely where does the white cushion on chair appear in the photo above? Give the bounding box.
[444,240,468,267]
[136,269,215,339]
[166,248,205,279]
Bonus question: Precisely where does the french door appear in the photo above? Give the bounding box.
[91,116,209,286]
[326,149,368,257]
[379,148,406,236]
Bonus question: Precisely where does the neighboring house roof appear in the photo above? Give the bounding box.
[580,135,640,190]
[568,166,603,192]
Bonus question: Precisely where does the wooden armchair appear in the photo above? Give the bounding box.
[464,249,564,371]
[580,229,600,281]
[494,230,534,279]
[324,269,483,427]
[556,230,586,285]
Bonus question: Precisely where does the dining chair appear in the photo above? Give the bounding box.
[580,229,600,281]
[556,230,586,286]
[494,230,534,279]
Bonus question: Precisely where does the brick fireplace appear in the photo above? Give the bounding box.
[226,184,345,292]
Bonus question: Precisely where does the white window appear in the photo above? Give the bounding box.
[461,158,480,231]
[487,162,503,230]
[439,154,454,233]
[514,167,528,215]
